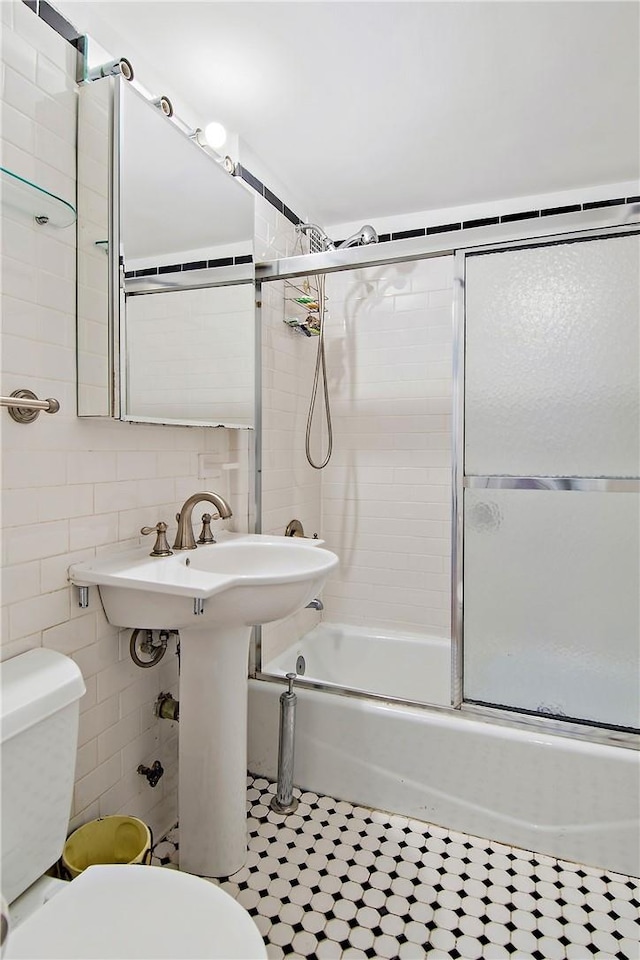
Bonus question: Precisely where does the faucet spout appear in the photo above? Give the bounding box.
[173,491,233,550]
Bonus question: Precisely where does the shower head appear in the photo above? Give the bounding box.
[297,222,378,253]
[336,225,378,250]
[296,222,334,253]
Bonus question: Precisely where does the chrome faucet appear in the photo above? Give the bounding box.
[173,492,233,550]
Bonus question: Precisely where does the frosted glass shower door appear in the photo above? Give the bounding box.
[461,232,640,730]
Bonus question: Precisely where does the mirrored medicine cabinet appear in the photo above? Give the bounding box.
[77,73,256,427]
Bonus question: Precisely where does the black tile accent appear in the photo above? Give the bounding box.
[131,255,253,276]
[427,222,462,234]
[378,233,391,243]
[39,0,81,43]
[583,198,626,210]
[391,228,426,240]
[22,0,85,48]
[627,196,640,203]
[464,216,500,229]
[234,166,304,225]
[541,204,581,216]
[283,205,302,226]
[264,187,284,214]
[124,270,135,279]
[207,257,234,268]
[500,210,540,223]
[236,164,264,196]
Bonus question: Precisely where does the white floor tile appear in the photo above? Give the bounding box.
[151,776,640,960]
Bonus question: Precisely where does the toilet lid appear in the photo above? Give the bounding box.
[6,864,267,960]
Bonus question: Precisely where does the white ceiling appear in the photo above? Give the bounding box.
[59,1,640,226]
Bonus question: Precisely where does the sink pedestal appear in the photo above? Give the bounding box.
[68,534,339,878]
[178,625,252,878]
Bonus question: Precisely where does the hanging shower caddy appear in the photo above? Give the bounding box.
[283,277,322,337]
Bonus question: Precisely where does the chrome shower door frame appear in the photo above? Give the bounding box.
[254,208,640,749]
[451,226,640,736]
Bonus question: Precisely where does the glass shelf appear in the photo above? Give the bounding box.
[1,166,76,227]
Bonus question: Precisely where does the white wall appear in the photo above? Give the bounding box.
[260,256,454,666]
[0,2,248,840]
[320,259,454,635]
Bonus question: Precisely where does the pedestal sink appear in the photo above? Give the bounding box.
[69,533,338,877]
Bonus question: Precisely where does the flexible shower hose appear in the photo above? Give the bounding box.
[305,273,333,469]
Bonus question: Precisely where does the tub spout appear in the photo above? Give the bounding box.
[306,598,323,611]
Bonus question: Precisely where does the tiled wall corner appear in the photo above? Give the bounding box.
[254,194,303,261]
[0,5,246,842]
[257,202,324,660]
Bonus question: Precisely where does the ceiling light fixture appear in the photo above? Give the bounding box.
[191,124,235,174]
[202,121,227,151]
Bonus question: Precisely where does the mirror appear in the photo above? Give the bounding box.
[77,74,255,426]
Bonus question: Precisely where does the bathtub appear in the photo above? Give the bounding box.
[264,622,451,706]
[250,625,640,877]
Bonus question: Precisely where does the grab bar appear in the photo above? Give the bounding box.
[2,390,60,423]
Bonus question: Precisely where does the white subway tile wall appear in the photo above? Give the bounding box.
[0,3,247,840]
[76,75,110,415]
[125,284,254,425]
[257,199,325,659]
[320,259,454,635]
[254,195,301,263]
[260,256,454,664]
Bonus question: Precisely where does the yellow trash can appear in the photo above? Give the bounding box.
[62,816,152,879]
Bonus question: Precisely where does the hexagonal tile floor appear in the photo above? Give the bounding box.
[151,775,640,959]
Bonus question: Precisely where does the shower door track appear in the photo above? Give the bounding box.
[253,210,640,751]
[253,669,639,749]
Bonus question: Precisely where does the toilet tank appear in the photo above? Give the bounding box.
[1,649,86,904]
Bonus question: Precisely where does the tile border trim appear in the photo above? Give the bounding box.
[124,254,253,280]
[22,0,84,49]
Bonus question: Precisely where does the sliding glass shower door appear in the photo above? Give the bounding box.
[459,230,640,731]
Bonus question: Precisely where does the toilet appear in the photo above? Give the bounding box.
[1,648,267,959]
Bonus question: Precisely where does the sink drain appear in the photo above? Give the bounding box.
[295,655,306,676]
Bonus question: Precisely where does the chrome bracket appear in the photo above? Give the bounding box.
[193,598,205,616]
[3,389,60,423]
[77,586,90,609]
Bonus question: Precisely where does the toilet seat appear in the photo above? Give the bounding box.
[6,864,267,959]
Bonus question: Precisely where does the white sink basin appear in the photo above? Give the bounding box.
[69,533,338,628]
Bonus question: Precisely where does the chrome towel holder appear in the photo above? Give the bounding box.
[1,389,60,423]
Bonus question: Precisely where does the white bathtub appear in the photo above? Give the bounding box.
[264,622,451,706]
[250,626,640,877]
